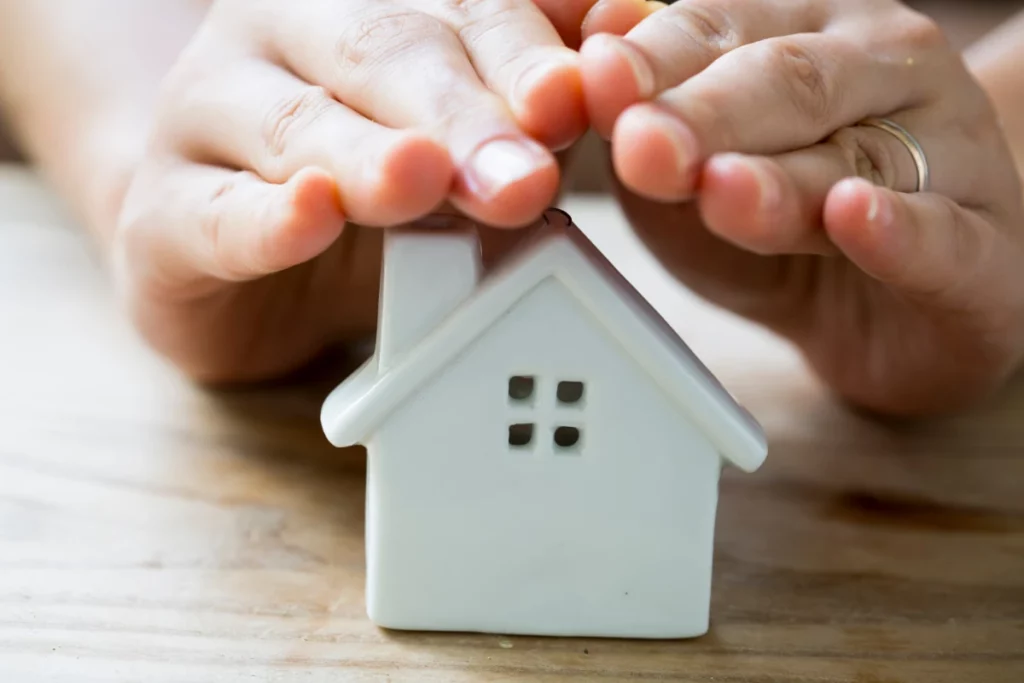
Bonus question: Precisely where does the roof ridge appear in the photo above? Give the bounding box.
[321,209,767,471]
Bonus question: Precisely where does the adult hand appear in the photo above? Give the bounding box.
[579,0,1024,415]
[116,0,597,382]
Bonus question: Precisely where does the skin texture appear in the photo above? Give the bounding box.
[3,0,606,381]
[0,1,1023,415]
[579,2,1024,415]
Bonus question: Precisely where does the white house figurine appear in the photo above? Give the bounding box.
[321,208,768,639]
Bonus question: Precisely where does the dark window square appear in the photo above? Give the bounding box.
[557,381,585,404]
[553,426,581,450]
[508,376,535,401]
[508,423,534,448]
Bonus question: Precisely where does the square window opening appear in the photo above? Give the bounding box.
[557,381,585,405]
[553,426,581,452]
[508,376,535,402]
[508,423,534,448]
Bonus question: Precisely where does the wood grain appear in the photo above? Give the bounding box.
[0,165,1022,682]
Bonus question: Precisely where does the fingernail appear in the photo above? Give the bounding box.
[866,188,893,227]
[514,56,577,113]
[646,107,700,184]
[610,38,655,99]
[747,159,782,215]
[462,138,549,200]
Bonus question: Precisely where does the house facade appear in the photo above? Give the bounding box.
[321,210,767,638]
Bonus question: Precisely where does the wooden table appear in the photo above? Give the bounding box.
[0,164,1021,682]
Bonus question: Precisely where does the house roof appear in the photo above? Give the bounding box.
[321,209,768,472]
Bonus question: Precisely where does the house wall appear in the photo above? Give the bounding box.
[366,277,723,638]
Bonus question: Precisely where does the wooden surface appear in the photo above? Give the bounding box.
[0,164,1022,682]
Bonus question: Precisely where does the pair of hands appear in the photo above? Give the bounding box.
[116,0,1024,416]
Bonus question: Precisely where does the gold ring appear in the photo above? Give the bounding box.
[857,117,930,193]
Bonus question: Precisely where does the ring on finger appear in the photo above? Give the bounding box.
[856,117,930,193]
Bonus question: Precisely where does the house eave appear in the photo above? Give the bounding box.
[320,356,382,447]
[320,223,769,473]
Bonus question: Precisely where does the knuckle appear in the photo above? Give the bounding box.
[674,3,739,52]
[656,2,738,64]
[261,86,333,163]
[455,4,519,54]
[441,0,500,16]
[767,38,837,130]
[200,172,281,280]
[198,173,264,282]
[894,11,948,53]
[335,8,442,75]
[829,128,898,189]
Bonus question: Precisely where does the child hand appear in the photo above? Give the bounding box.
[115,0,594,382]
[579,0,1024,415]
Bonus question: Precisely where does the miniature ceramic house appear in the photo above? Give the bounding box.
[321,209,767,639]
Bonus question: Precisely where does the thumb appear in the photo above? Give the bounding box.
[823,178,1014,305]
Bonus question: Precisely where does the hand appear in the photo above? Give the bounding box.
[579,0,1024,415]
[115,0,597,382]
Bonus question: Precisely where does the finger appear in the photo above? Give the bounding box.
[581,0,666,41]
[118,164,344,289]
[697,153,834,256]
[610,171,796,327]
[428,0,587,150]
[533,0,621,49]
[613,33,930,201]
[698,120,978,256]
[267,4,558,226]
[823,178,1003,300]
[580,0,822,137]
[162,61,451,227]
